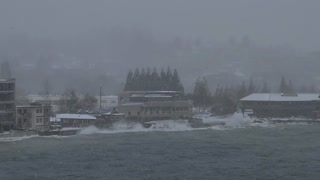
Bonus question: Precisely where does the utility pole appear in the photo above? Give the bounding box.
[99,86,102,112]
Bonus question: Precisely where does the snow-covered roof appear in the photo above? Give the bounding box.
[55,114,96,120]
[131,94,172,98]
[241,93,320,102]
[102,112,125,116]
[120,102,144,106]
[145,94,172,98]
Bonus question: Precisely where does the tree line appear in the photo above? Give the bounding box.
[124,67,184,92]
[58,90,98,113]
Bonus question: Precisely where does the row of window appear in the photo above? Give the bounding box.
[143,107,189,111]
[18,118,27,123]
[62,119,92,124]
[36,118,43,123]
[129,110,190,116]
[18,108,49,114]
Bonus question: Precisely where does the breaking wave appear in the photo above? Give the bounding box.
[79,120,193,135]
[1,113,315,141]
[0,135,38,142]
[78,113,275,135]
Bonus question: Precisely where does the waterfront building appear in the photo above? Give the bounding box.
[117,91,193,122]
[53,114,96,128]
[240,93,320,118]
[16,103,52,131]
[0,79,15,130]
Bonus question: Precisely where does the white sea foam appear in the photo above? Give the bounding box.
[79,120,193,135]
[0,135,38,142]
[2,113,314,142]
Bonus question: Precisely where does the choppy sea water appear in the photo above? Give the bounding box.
[1,115,320,180]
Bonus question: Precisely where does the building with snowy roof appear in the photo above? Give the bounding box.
[52,114,96,128]
[118,91,192,121]
[240,93,320,118]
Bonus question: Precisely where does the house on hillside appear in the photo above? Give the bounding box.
[240,93,320,118]
[117,91,192,121]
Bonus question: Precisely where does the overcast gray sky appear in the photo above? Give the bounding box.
[0,0,319,50]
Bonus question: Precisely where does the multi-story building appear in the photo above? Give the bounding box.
[0,79,15,130]
[117,91,193,122]
[16,103,52,131]
[240,93,320,118]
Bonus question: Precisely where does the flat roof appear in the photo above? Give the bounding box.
[240,93,320,102]
[119,102,145,106]
[56,114,96,120]
[16,104,52,108]
[131,94,173,98]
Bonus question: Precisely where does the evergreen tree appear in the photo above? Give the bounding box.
[132,68,140,90]
[279,76,287,93]
[166,66,173,90]
[140,68,146,90]
[79,93,97,111]
[150,67,160,90]
[237,82,247,99]
[123,67,185,92]
[193,77,212,109]
[124,70,133,91]
[287,80,295,94]
[247,78,256,94]
[59,89,81,113]
[172,69,184,92]
[160,68,167,90]
[261,82,270,93]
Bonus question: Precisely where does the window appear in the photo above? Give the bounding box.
[18,109,23,114]
[18,119,22,123]
[23,109,27,114]
[23,119,27,123]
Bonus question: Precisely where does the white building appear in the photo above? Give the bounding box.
[51,114,96,128]
[16,103,52,131]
